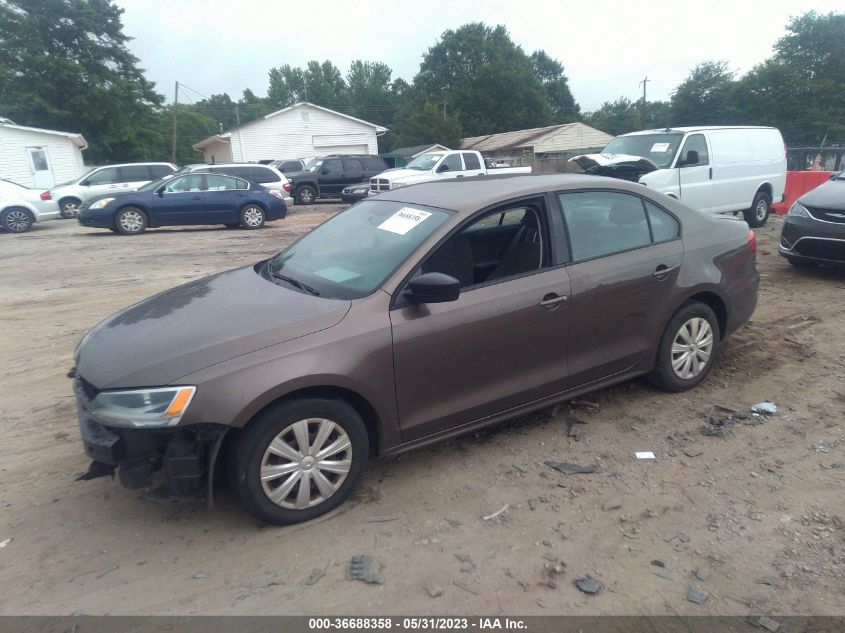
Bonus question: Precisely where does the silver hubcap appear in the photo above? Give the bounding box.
[756,200,767,220]
[260,418,352,509]
[671,317,714,379]
[243,207,263,226]
[300,189,313,202]
[119,210,144,232]
[63,201,78,214]
[5,210,30,231]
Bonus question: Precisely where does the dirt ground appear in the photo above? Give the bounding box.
[0,205,843,616]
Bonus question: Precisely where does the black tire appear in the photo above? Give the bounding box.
[233,397,369,525]
[787,257,818,269]
[296,185,317,205]
[744,191,771,228]
[114,206,147,235]
[239,204,266,229]
[1,207,34,233]
[648,301,721,392]
[59,198,81,219]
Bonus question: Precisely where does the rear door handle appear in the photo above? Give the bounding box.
[539,293,567,310]
[653,264,679,278]
[192,196,202,200]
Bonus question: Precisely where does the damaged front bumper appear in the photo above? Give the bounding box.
[74,375,228,497]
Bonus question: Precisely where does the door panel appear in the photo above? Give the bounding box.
[390,267,572,441]
[677,134,713,211]
[153,174,206,224]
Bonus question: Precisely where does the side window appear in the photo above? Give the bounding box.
[165,174,204,192]
[422,201,546,288]
[119,165,151,182]
[323,159,342,173]
[281,161,302,173]
[362,157,387,171]
[205,175,238,191]
[85,167,119,185]
[462,152,481,170]
[645,200,680,242]
[248,167,278,183]
[342,159,363,171]
[149,165,174,179]
[440,154,462,172]
[234,178,249,190]
[558,192,651,262]
[679,134,709,166]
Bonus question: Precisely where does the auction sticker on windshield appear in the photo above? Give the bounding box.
[650,143,671,153]
[378,208,432,235]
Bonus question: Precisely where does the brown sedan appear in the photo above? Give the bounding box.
[73,175,759,524]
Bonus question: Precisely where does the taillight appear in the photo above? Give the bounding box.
[40,191,52,200]
[748,229,757,255]
[283,183,292,193]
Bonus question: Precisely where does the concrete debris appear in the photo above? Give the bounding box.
[687,584,709,604]
[192,571,208,580]
[652,566,673,580]
[424,582,444,598]
[695,567,712,582]
[347,555,384,584]
[544,461,598,475]
[756,616,781,632]
[751,402,778,416]
[304,568,324,586]
[602,500,622,511]
[813,442,830,453]
[452,580,477,595]
[574,575,603,595]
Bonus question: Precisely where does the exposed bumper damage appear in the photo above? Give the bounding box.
[569,153,659,183]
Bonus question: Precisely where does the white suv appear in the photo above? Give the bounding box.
[1,178,61,233]
[177,163,294,207]
[50,162,177,218]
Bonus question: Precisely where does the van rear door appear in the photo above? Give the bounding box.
[676,133,714,211]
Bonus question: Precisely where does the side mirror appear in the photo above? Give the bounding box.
[79,180,90,186]
[680,150,699,166]
[406,272,461,304]
[155,185,166,196]
[320,168,330,175]
[436,163,450,173]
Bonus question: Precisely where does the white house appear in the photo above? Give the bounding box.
[193,102,388,164]
[0,118,87,188]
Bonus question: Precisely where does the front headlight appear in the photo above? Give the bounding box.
[788,201,811,218]
[89,386,196,428]
[89,197,115,209]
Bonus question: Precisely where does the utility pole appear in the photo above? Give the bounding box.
[443,101,447,117]
[171,81,179,164]
[639,76,649,128]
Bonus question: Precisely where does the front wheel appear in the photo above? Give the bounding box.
[233,398,369,525]
[240,204,266,229]
[59,198,81,218]
[114,207,147,234]
[1,207,34,233]
[744,192,771,228]
[648,301,720,392]
[296,185,316,205]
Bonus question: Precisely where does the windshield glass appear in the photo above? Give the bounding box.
[269,200,451,299]
[406,154,444,171]
[136,174,175,192]
[305,159,324,172]
[601,133,684,168]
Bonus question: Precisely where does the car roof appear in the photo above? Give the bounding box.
[372,174,648,213]
[622,126,778,136]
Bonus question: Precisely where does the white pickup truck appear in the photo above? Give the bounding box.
[370,150,531,194]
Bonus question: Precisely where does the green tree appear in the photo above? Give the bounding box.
[414,23,554,136]
[583,97,643,136]
[267,60,346,108]
[0,0,166,163]
[159,105,217,165]
[391,99,462,150]
[531,50,579,122]
[194,93,238,130]
[670,61,738,125]
[345,60,396,125]
[237,88,274,125]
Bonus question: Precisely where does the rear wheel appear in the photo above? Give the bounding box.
[296,185,316,205]
[233,398,369,525]
[1,207,34,233]
[114,206,147,234]
[240,204,265,229]
[648,301,720,392]
[59,198,81,218]
[744,191,771,228]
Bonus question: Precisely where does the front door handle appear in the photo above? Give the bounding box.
[653,264,679,278]
[192,196,202,200]
[539,293,567,310]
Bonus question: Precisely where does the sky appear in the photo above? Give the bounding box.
[117,0,843,114]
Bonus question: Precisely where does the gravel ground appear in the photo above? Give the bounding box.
[0,206,843,616]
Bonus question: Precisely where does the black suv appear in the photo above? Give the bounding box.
[286,155,388,204]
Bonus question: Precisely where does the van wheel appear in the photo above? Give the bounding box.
[233,398,369,525]
[296,185,316,205]
[744,192,771,228]
[648,301,720,392]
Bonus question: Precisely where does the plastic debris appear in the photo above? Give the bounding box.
[482,503,509,521]
[347,555,384,584]
[751,402,777,416]
[635,451,656,460]
[544,461,598,475]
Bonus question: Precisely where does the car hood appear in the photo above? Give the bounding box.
[377,168,432,183]
[799,177,845,212]
[569,153,660,173]
[76,265,351,389]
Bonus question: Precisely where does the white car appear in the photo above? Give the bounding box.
[0,178,61,233]
[50,162,177,218]
[176,163,294,207]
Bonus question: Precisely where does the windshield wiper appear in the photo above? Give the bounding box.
[272,271,320,296]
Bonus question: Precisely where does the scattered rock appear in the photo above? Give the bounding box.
[459,562,475,573]
[544,461,598,475]
[528,499,536,510]
[366,516,399,523]
[813,442,830,453]
[546,578,558,589]
[678,532,691,544]
[424,582,444,598]
[542,553,558,562]
[347,555,384,584]
[751,402,777,416]
[651,559,666,567]
[661,532,678,543]
[682,448,703,457]
[452,580,477,595]
[574,575,603,595]
[542,539,553,547]
[652,567,673,580]
[304,568,324,586]
[687,584,709,604]
[756,616,781,632]
[695,567,712,582]
[602,500,622,511]
[513,464,528,473]
[192,571,208,580]
[455,553,472,563]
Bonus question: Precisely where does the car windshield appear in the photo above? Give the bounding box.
[835,171,845,180]
[268,200,451,299]
[304,159,323,172]
[406,154,444,170]
[136,174,175,192]
[601,133,684,168]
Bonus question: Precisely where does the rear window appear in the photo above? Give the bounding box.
[362,157,387,171]
[150,165,175,178]
[216,166,279,183]
[119,165,151,181]
[462,153,481,170]
[342,159,364,171]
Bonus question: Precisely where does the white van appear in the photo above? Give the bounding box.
[571,126,787,227]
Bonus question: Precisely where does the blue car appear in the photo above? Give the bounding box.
[77,172,287,234]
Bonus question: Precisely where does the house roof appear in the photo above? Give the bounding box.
[461,122,612,154]
[0,119,87,149]
[381,144,450,159]
[194,102,388,150]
